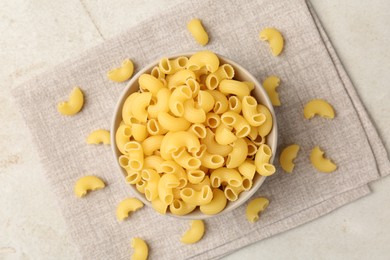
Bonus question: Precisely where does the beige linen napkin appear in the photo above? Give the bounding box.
[12,0,390,259]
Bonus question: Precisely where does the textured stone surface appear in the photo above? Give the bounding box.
[0,0,389,259]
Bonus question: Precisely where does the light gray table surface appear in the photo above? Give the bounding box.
[1,0,389,259]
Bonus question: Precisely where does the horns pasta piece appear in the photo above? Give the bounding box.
[262,76,281,106]
[303,99,335,119]
[74,175,105,198]
[107,59,134,82]
[180,220,205,244]
[310,146,337,173]
[246,197,270,223]
[86,129,111,145]
[187,18,209,46]
[279,144,300,173]
[57,87,84,116]
[116,198,144,221]
[131,237,148,260]
[259,28,284,56]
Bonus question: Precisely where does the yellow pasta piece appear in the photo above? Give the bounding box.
[157,112,191,132]
[167,69,196,89]
[257,104,273,137]
[142,135,164,156]
[187,18,209,46]
[242,96,266,126]
[196,91,214,113]
[245,138,258,156]
[185,176,211,191]
[255,144,276,176]
[199,188,227,215]
[246,197,269,223]
[143,155,164,172]
[279,144,300,173]
[226,138,248,168]
[224,179,252,201]
[160,131,200,160]
[146,118,168,136]
[132,92,152,123]
[202,128,232,157]
[228,96,242,114]
[135,179,147,194]
[205,112,221,129]
[151,197,168,214]
[124,141,144,171]
[147,88,170,118]
[159,56,188,75]
[170,199,197,216]
[125,170,142,185]
[219,79,250,98]
[169,85,192,116]
[215,124,237,145]
[199,150,225,169]
[122,92,140,125]
[183,99,206,123]
[180,186,213,206]
[86,129,110,145]
[303,99,335,119]
[207,90,229,114]
[310,146,337,173]
[238,160,257,180]
[107,59,134,82]
[210,168,242,188]
[221,111,251,138]
[74,175,105,198]
[172,147,202,170]
[158,173,180,205]
[181,220,205,244]
[187,169,205,184]
[187,51,219,73]
[263,76,281,106]
[57,87,84,116]
[259,28,284,56]
[116,198,144,221]
[115,124,132,154]
[131,237,148,260]
[205,64,235,90]
[138,74,164,96]
[188,123,207,139]
[151,66,165,79]
[142,169,160,201]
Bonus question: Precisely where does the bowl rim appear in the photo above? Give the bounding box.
[111,51,278,219]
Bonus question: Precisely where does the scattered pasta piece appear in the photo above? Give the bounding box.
[180,220,205,244]
[116,198,144,221]
[74,175,105,198]
[57,87,84,116]
[246,197,269,223]
[303,99,335,119]
[263,76,281,106]
[187,18,209,46]
[279,144,300,173]
[86,129,111,145]
[131,237,148,260]
[310,146,337,173]
[259,28,284,56]
[107,59,134,82]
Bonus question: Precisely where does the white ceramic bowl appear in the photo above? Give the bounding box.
[111,52,278,219]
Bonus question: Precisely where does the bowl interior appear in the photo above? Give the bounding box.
[111,52,278,219]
